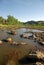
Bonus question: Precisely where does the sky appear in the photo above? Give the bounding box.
[0,0,44,22]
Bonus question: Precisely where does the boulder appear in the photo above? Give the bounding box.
[7,30,17,35]
[20,42,27,45]
[6,38,12,42]
[20,34,28,38]
[12,42,19,45]
[0,40,2,45]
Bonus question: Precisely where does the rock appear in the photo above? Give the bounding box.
[42,42,44,44]
[36,51,44,60]
[28,51,44,60]
[7,30,17,35]
[20,33,28,38]
[11,30,17,35]
[36,62,43,65]
[13,31,17,35]
[28,35,33,39]
[38,40,44,45]
[12,42,19,45]
[0,40,2,45]
[6,38,12,42]
[40,41,44,45]
[21,42,27,45]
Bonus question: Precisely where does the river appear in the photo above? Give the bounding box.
[0,28,44,65]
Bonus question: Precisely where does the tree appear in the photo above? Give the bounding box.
[7,15,19,25]
[0,15,23,26]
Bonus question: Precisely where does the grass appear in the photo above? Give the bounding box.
[0,24,44,30]
[24,25,44,30]
[0,24,23,30]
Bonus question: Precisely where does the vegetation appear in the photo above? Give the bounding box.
[0,15,44,30]
[24,24,44,30]
[0,15,23,29]
[0,15,22,25]
[23,21,44,30]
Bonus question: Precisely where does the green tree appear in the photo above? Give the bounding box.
[7,15,19,25]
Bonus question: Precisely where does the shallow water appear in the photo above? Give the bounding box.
[0,28,44,65]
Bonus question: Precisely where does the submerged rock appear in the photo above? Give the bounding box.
[6,60,16,65]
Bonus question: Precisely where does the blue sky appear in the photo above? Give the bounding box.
[0,0,44,22]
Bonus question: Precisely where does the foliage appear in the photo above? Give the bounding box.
[0,15,22,25]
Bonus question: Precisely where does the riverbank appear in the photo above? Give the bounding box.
[0,24,22,30]
[23,25,44,30]
[0,24,44,30]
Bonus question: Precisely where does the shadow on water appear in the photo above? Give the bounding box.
[2,39,7,42]
[19,56,43,65]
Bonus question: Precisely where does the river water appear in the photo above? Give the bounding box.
[0,28,44,65]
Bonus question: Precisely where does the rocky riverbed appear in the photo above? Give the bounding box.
[0,28,44,65]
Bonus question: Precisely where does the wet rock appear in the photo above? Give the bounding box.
[20,42,27,45]
[28,51,44,60]
[37,37,44,45]
[28,35,33,39]
[12,42,19,45]
[38,41,44,45]
[20,33,28,38]
[36,62,43,65]
[41,42,44,44]
[0,40,2,45]
[7,30,17,35]
[32,32,44,44]
[36,51,44,60]
[6,38,12,42]
[11,31,17,35]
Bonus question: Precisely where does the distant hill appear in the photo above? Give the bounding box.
[37,21,44,24]
[24,20,44,25]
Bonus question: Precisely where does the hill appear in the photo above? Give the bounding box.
[24,20,44,26]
